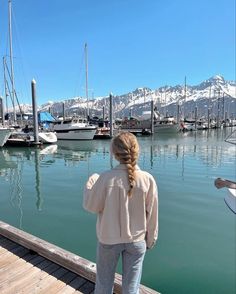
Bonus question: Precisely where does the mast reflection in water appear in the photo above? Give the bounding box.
[0,128,235,294]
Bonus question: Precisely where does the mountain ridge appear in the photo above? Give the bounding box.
[10,75,236,119]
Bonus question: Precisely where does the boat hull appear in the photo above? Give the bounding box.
[55,128,97,140]
[0,128,12,147]
[224,188,236,214]
[154,124,179,133]
[38,132,57,144]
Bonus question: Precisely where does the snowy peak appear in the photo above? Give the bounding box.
[208,75,225,84]
[9,75,236,118]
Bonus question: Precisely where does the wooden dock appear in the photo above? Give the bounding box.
[0,221,159,294]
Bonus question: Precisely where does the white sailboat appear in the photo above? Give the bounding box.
[53,44,97,140]
[0,127,12,147]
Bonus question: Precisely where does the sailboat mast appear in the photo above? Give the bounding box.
[85,43,89,117]
[3,57,9,115]
[183,76,186,120]
[8,0,16,121]
[207,84,211,129]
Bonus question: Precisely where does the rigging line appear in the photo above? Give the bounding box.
[4,57,23,114]
[11,4,30,102]
[74,47,86,97]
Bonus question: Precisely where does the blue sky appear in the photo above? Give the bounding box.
[0,0,235,105]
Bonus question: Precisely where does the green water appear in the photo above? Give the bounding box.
[0,128,235,294]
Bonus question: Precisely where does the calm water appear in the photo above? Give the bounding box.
[0,128,235,294]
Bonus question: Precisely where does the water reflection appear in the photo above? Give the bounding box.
[0,145,58,224]
[0,127,235,214]
[139,128,236,170]
[0,129,235,294]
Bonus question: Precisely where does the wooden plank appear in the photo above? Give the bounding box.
[0,221,160,294]
[19,262,61,293]
[0,253,49,285]
[0,256,45,294]
[1,258,53,293]
[37,270,78,294]
[0,221,97,283]
[0,256,31,282]
[0,247,6,254]
[56,283,78,294]
[33,267,69,294]
[0,247,29,272]
[0,251,24,269]
[54,286,77,294]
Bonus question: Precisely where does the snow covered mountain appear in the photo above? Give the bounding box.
[11,75,236,119]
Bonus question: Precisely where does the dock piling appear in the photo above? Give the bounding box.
[109,93,113,138]
[31,79,39,144]
[151,100,154,134]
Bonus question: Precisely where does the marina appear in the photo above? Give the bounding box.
[0,127,235,293]
[0,1,235,293]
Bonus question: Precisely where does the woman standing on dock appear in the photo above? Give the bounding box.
[83,132,158,294]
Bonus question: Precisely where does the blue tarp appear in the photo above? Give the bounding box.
[38,111,56,129]
[38,112,56,123]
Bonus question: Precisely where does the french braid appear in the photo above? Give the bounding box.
[111,132,139,197]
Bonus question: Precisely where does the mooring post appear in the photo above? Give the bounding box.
[31,79,39,144]
[109,93,113,138]
[102,105,105,127]
[151,100,154,134]
[62,102,65,121]
[194,106,198,130]
[177,104,180,124]
[207,108,210,129]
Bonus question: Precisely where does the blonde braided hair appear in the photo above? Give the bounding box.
[111,132,139,197]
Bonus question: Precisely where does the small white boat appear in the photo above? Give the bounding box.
[224,188,236,214]
[0,127,12,147]
[180,120,196,131]
[38,131,57,144]
[53,117,97,140]
[7,129,57,145]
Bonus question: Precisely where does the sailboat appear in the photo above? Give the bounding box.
[52,43,97,140]
[4,1,57,145]
[0,127,12,147]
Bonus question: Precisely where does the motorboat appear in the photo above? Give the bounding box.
[179,119,208,131]
[7,128,57,146]
[154,117,179,133]
[53,116,97,140]
[38,131,57,144]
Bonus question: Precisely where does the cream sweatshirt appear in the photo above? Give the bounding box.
[83,164,158,249]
